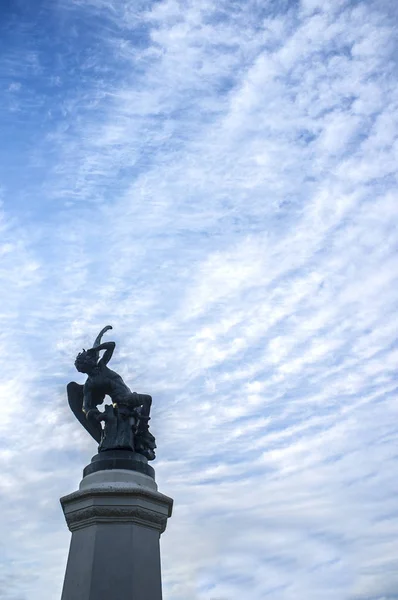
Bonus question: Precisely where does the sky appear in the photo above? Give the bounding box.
[0,0,398,598]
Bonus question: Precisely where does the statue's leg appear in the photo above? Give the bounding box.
[131,395,156,460]
[139,394,152,420]
[133,394,152,433]
[125,393,151,415]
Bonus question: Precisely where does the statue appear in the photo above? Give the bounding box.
[67,326,156,460]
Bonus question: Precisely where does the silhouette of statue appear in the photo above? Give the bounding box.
[67,326,156,460]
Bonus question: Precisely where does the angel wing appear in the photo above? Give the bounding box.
[67,381,102,444]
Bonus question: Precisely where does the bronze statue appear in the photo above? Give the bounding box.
[67,326,156,460]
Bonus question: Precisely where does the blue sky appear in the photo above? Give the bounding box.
[1,0,398,598]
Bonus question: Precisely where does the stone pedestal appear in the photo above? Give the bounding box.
[60,452,173,600]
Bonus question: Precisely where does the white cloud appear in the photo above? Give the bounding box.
[0,0,397,599]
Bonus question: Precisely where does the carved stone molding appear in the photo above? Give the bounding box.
[62,484,172,506]
[61,485,173,534]
[65,504,168,533]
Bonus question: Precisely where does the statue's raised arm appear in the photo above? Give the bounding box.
[93,325,115,366]
[68,325,156,460]
[93,325,113,348]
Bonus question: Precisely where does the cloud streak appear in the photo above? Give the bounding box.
[0,0,397,598]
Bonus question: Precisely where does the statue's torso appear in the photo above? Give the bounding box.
[84,365,132,404]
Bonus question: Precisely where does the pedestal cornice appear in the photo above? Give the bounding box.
[61,485,173,533]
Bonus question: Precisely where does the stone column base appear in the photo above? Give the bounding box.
[60,467,173,600]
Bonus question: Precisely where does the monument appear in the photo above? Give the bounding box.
[60,326,173,600]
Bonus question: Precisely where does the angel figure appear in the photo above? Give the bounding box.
[67,325,156,460]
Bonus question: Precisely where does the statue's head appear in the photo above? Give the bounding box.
[74,349,98,374]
